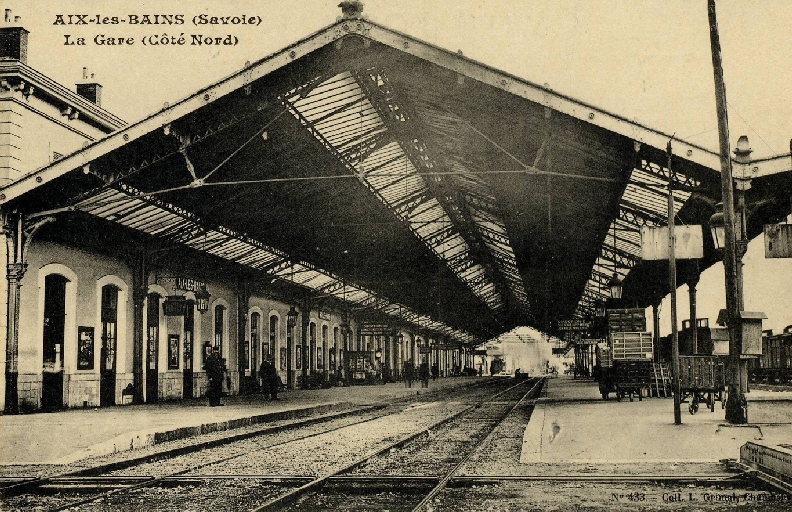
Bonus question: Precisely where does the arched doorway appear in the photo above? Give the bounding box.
[183,299,195,399]
[146,293,161,403]
[42,274,67,411]
[100,284,119,406]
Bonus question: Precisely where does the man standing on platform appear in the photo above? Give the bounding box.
[419,361,430,388]
[404,359,414,388]
[205,347,226,406]
[264,359,281,401]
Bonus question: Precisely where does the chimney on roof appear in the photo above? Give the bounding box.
[339,1,364,20]
[76,67,103,106]
[0,9,28,64]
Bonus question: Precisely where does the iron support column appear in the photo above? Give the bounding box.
[687,265,700,354]
[652,301,662,362]
[130,249,147,404]
[4,261,25,415]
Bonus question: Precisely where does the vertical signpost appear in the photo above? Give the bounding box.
[667,141,681,425]
[640,156,703,424]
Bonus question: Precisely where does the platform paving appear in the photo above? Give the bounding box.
[521,375,792,465]
[0,377,477,466]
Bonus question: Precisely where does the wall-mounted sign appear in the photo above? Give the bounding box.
[175,277,206,292]
[318,309,331,321]
[360,322,391,336]
[167,334,180,370]
[558,319,590,332]
[77,326,94,370]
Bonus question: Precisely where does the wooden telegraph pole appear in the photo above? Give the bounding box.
[707,0,746,423]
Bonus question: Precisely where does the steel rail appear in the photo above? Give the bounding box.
[34,471,744,490]
[0,405,380,500]
[249,378,536,512]
[410,377,545,512]
[12,379,496,510]
[40,405,393,512]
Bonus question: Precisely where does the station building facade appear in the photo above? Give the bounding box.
[0,18,476,414]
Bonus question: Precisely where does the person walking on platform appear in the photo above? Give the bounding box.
[419,361,430,388]
[404,359,414,388]
[205,347,226,407]
[431,364,439,381]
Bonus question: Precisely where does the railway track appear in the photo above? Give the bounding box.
[2,378,519,511]
[5,377,787,511]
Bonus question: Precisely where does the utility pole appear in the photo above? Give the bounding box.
[707,0,746,424]
[668,142,681,425]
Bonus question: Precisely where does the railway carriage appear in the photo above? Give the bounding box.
[749,326,792,385]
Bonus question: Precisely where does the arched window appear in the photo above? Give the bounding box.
[332,326,339,369]
[214,304,225,356]
[147,293,161,371]
[320,324,328,370]
[100,285,119,373]
[309,322,317,371]
[43,274,68,368]
[250,312,261,370]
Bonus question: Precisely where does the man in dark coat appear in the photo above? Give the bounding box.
[205,347,226,406]
[259,359,273,398]
[419,361,430,388]
[264,359,281,400]
[403,359,414,388]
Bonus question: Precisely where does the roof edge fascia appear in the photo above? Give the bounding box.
[3,17,787,205]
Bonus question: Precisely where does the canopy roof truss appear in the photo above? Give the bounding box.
[574,159,696,317]
[281,66,530,316]
[76,183,475,344]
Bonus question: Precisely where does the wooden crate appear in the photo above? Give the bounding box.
[607,308,647,332]
[610,331,653,360]
[613,359,654,384]
[678,355,725,390]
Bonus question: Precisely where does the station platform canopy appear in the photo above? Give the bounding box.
[3,4,791,346]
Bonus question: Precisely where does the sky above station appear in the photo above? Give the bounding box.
[9,0,792,334]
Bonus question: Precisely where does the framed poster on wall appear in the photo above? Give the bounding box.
[280,347,287,371]
[168,334,180,370]
[295,345,302,369]
[77,326,94,370]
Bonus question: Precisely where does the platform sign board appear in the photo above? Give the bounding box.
[558,319,590,332]
[764,224,792,258]
[640,225,703,260]
[359,322,391,336]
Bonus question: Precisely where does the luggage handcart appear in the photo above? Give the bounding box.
[677,355,726,414]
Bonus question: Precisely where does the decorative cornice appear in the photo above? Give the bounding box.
[0,61,125,131]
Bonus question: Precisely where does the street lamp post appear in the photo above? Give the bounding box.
[709,135,753,423]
